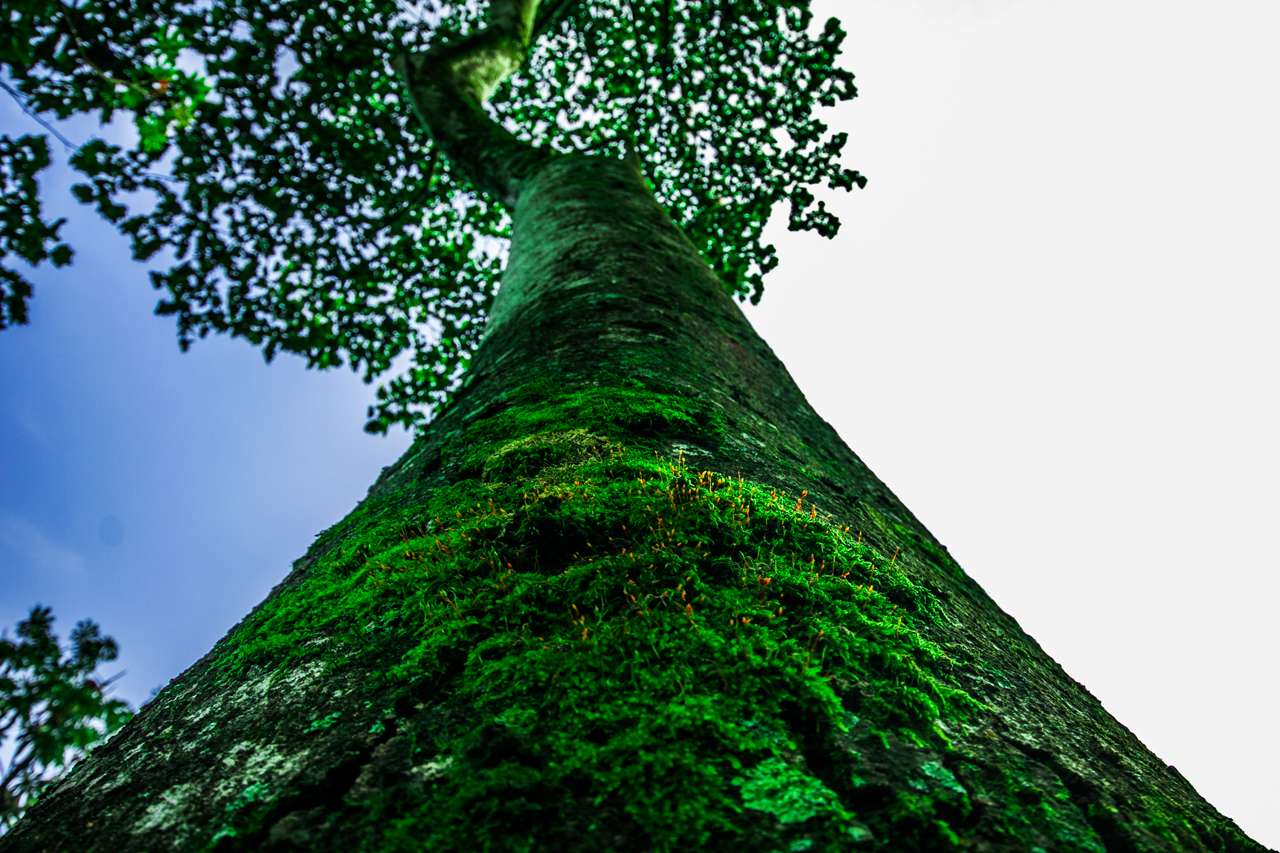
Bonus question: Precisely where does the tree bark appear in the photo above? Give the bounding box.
[390,0,551,207]
[3,147,1269,853]
[3,14,1270,853]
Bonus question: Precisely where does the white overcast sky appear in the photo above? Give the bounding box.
[1,0,1276,846]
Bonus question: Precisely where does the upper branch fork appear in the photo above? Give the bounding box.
[392,0,551,208]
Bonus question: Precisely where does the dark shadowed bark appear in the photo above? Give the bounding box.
[2,4,1270,852]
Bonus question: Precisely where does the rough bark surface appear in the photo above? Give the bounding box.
[2,151,1268,853]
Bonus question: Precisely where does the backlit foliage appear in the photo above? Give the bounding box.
[2,0,863,431]
[0,606,133,831]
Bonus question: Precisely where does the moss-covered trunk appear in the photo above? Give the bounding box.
[3,153,1267,853]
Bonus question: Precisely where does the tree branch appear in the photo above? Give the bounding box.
[392,0,552,208]
[0,81,78,151]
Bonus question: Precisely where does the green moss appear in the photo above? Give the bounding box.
[944,756,1107,853]
[210,436,990,850]
[481,429,611,483]
[208,782,272,848]
[195,379,1271,851]
[208,429,1243,851]
[735,757,848,825]
[445,376,726,472]
[304,713,342,734]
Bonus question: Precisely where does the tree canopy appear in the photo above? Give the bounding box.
[2,0,864,431]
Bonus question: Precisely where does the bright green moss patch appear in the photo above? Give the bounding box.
[737,757,848,825]
[446,376,725,471]
[481,428,610,483]
[214,441,982,851]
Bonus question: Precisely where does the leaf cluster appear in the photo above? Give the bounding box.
[0,133,72,327]
[2,0,863,432]
[0,605,133,831]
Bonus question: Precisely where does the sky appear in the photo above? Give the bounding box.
[2,0,1277,846]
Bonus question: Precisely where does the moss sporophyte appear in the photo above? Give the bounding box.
[207,435,979,849]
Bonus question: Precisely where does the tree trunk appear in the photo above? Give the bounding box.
[3,152,1267,853]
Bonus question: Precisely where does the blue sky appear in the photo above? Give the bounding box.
[0,154,413,702]
[3,0,1277,845]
